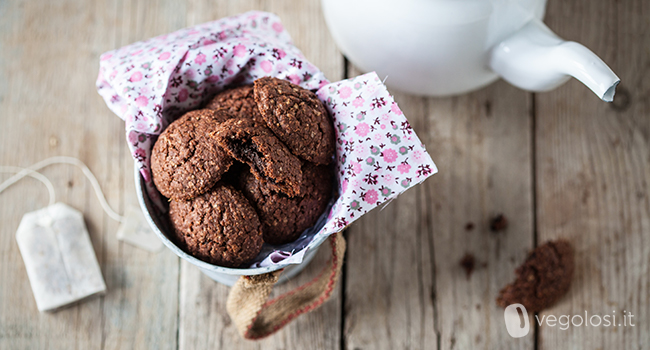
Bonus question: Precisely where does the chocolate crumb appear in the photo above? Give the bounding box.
[496,239,575,312]
[490,214,508,232]
[460,253,476,279]
[465,222,475,231]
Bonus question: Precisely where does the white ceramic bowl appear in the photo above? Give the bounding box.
[134,165,326,286]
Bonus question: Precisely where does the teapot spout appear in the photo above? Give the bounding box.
[489,19,620,102]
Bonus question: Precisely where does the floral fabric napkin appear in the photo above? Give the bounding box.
[97,11,437,268]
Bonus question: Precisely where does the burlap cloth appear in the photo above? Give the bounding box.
[227,233,345,339]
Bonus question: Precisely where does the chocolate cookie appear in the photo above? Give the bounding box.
[496,239,575,312]
[216,118,303,197]
[254,77,334,165]
[151,109,233,200]
[239,162,333,245]
[168,184,264,267]
[219,161,249,187]
[205,85,265,125]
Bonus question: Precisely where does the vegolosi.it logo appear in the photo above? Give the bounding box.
[504,304,530,338]
[504,303,636,338]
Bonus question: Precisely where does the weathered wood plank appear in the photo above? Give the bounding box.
[340,72,437,350]
[536,0,650,348]
[178,1,344,349]
[0,1,183,349]
[343,63,536,348]
[179,240,342,349]
[426,83,535,350]
[0,1,109,348]
[100,2,185,349]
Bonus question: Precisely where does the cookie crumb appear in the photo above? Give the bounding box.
[496,239,575,312]
[459,253,476,279]
[489,214,508,232]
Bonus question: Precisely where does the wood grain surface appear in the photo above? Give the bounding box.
[535,0,650,348]
[0,0,647,349]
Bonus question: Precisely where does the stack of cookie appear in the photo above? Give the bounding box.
[150,77,335,268]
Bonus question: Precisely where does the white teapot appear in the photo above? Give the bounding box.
[322,0,619,101]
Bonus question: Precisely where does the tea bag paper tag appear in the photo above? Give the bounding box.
[15,203,106,312]
[116,205,163,252]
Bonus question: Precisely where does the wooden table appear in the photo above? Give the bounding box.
[1,0,648,349]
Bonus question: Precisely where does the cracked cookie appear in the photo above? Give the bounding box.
[254,77,334,165]
[239,162,333,245]
[216,118,303,197]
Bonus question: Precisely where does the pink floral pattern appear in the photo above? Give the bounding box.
[97,12,437,268]
[96,11,327,208]
[315,72,437,236]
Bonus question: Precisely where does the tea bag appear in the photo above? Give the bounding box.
[15,202,106,311]
[116,204,163,252]
[0,157,133,312]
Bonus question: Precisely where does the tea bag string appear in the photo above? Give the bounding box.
[0,156,125,222]
[0,166,56,206]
